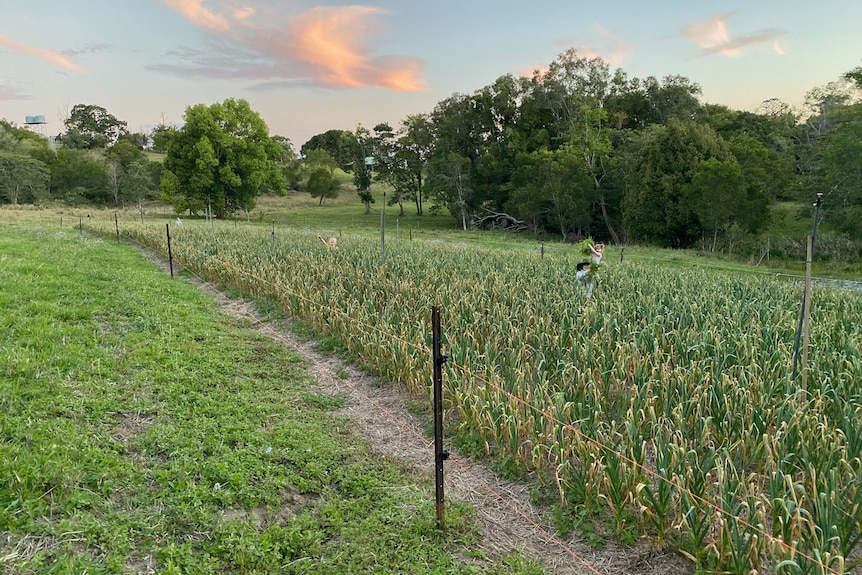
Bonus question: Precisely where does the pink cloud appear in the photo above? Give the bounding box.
[287,6,379,88]
[0,35,86,72]
[579,24,632,67]
[160,0,231,32]
[684,12,736,56]
[285,6,425,91]
[157,1,426,91]
[684,12,784,58]
[233,6,254,20]
[0,85,33,101]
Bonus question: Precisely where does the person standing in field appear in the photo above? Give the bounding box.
[590,242,604,265]
[576,261,594,298]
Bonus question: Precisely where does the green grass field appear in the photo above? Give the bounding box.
[0,226,542,574]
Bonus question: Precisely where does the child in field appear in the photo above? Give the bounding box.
[318,235,338,250]
[590,242,604,264]
[576,261,594,298]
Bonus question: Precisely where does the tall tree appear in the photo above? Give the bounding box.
[507,146,592,241]
[352,126,376,214]
[160,98,285,217]
[372,115,434,216]
[301,129,360,173]
[685,157,746,251]
[304,148,337,176]
[821,101,862,235]
[426,152,473,230]
[271,135,301,191]
[622,120,731,247]
[567,104,621,243]
[63,104,127,149]
[150,123,178,153]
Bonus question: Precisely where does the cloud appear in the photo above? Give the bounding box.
[684,12,784,58]
[233,6,254,20]
[160,0,231,32]
[283,6,424,90]
[570,24,633,67]
[518,24,632,80]
[0,85,33,101]
[63,43,113,57]
[155,1,426,91]
[0,35,86,72]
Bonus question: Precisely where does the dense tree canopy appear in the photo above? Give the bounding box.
[63,104,127,150]
[314,51,857,253]
[160,98,285,217]
[0,151,50,205]
[300,129,360,173]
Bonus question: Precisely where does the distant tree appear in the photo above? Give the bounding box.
[301,129,360,173]
[622,120,731,248]
[270,135,301,191]
[684,157,746,251]
[566,104,621,243]
[370,116,434,217]
[821,101,862,235]
[118,132,149,150]
[507,146,592,241]
[426,152,472,230]
[63,104,127,149]
[150,123,178,154]
[122,160,155,205]
[48,148,110,204]
[106,139,145,169]
[160,98,285,217]
[0,120,49,153]
[304,148,337,175]
[645,75,703,124]
[352,126,375,213]
[307,167,339,205]
[0,152,50,205]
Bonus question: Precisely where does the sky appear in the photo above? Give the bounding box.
[1,1,861,149]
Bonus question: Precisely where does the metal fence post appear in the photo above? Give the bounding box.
[166,223,174,278]
[432,306,449,529]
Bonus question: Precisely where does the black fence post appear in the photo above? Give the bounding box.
[114,213,119,243]
[432,306,449,529]
[541,241,544,258]
[166,223,174,278]
[79,217,83,236]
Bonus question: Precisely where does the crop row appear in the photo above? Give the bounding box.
[90,220,862,574]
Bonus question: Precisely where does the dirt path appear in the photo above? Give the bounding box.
[147,252,691,575]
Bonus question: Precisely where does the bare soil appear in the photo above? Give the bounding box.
[144,251,693,575]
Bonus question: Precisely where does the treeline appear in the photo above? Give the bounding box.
[0,105,169,208]
[2,50,861,255]
[0,103,299,214]
[303,50,862,252]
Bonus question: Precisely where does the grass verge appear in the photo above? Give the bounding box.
[0,225,541,575]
